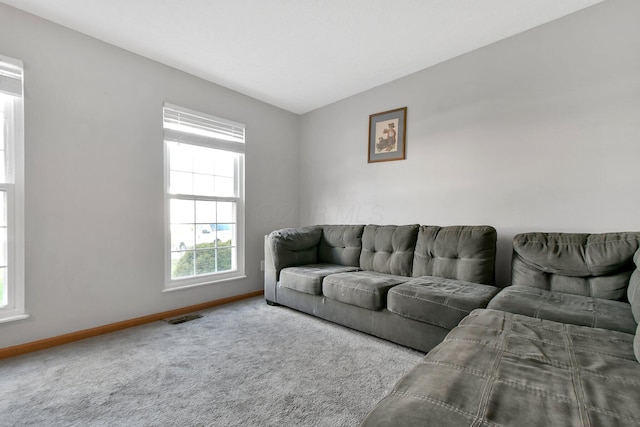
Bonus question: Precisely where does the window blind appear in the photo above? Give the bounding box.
[163,103,245,153]
[0,56,23,98]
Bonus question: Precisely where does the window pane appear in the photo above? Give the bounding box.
[168,142,239,198]
[217,247,234,272]
[170,199,194,224]
[0,111,5,151]
[0,191,5,227]
[172,251,194,279]
[195,248,216,275]
[169,171,193,195]
[195,200,217,224]
[216,224,234,246]
[214,177,235,197]
[0,227,6,266]
[193,146,216,175]
[0,192,5,269]
[193,173,215,196]
[195,224,216,246]
[217,202,234,223]
[0,266,6,307]
[0,110,5,183]
[214,151,236,177]
[170,224,194,251]
[169,142,194,172]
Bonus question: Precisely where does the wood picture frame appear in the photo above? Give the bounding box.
[368,107,407,163]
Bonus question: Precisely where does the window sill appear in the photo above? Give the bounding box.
[0,313,30,324]
[163,274,247,293]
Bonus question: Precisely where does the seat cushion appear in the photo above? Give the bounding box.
[361,309,640,427]
[322,271,409,310]
[387,277,500,330]
[280,264,360,295]
[487,285,637,334]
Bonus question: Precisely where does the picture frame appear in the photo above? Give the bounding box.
[368,107,407,163]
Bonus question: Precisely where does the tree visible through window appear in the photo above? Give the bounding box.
[163,104,245,288]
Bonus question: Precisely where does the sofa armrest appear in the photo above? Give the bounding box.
[265,226,322,282]
[264,226,323,302]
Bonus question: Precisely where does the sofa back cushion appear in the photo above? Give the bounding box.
[627,250,640,362]
[411,226,497,285]
[359,225,419,276]
[512,232,640,300]
[317,225,365,266]
[267,226,322,278]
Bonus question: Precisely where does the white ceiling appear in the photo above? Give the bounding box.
[2,0,604,114]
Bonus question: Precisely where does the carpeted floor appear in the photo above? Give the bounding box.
[0,297,423,426]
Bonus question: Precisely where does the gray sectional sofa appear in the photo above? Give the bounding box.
[264,224,499,352]
[361,231,640,426]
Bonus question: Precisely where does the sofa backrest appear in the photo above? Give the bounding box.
[512,232,640,300]
[627,250,640,361]
[359,225,419,276]
[411,226,497,285]
[317,225,365,267]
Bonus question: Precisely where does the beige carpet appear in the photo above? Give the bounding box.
[0,297,423,426]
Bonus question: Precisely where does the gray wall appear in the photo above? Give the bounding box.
[0,4,299,347]
[2,0,639,348]
[299,0,640,286]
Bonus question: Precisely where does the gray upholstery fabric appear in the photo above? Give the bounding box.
[275,283,450,352]
[359,225,419,276]
[627,250,640,321]
[411,225,496,285]
[488,285,637,334]
[627,250,640,361]
[279,264,360,295]
[267,227,322,280]
[512,232,640,299]
[361,309,640,427]
[636,323,640,364]
[387,277,499,330]
[322,271,409,311]
[317,225,365,266]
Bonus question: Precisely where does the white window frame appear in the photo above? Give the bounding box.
[163,103,245,291]
[0,55,26,322]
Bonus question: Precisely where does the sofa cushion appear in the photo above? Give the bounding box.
[317,225,364,266]
[487,285,637,334]
[411,225,496,285]
[280,264,360,295]
[626,249,640,362]
[322,271,409,310]
[361,309,640,427]
[512,232,640,300]
[627,249,640,322]
[387,277,500,330]
[359,225,419,276]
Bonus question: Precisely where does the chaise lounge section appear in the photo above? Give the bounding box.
[361,231,640,426]
[264,224,498,352]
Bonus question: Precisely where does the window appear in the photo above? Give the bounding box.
[163,103,245,290]
[0,55,25,322]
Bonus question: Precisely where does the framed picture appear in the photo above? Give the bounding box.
[368,107,407,163]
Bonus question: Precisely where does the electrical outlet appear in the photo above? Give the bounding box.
[260,260,265,271]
